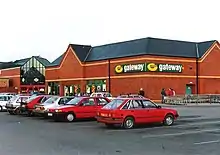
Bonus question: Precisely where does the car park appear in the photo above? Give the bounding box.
[33,96,74,117]
[96,97,179,129]
[48,96,111,122]
[90,92,114,100]
[0,94,14,111]
[20,95,52,116]
[5,95,30,115]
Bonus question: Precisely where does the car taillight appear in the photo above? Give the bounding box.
[97,112,100,116]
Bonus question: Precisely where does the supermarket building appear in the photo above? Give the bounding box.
[45,37,220,100]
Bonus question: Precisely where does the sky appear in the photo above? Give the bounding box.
[0,0,219,62]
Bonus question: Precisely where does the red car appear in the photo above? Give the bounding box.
[48,97,111,122]
[20,95,52,116]
[96,97,179,129]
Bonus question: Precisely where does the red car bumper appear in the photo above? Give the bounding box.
[96,116,123,124]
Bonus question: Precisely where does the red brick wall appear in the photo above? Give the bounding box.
[46,47,83,81]
[0,67,20,92]
[198,43,220,94]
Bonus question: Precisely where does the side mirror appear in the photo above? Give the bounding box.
[157,105,162,109]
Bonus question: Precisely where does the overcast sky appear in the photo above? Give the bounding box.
[0,0,219,62]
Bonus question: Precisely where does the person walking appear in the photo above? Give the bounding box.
[161,88,167,103]
[139,88,145,97]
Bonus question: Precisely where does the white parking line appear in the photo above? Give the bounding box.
[194,140,220,145]
[142,128,220,138]
[105,120,220,133]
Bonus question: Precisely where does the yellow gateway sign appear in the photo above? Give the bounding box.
[115,63,183,73]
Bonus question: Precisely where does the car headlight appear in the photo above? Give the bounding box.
[55,109,62,112]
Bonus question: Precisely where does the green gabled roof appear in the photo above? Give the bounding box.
[0,56,51,69]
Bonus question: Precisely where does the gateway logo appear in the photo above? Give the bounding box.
[115,63,145,73]
[123,63,145,73]
[158,64,183,72]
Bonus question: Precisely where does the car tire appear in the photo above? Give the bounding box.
[66,113,75,122]
[105,123,114,128]
[0,106,3,112]
[163,114,174,126]
[13,109,20,115]
[8,111,14,115]
[123,117,135,129]
[27,111,33,117]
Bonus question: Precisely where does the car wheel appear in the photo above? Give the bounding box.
[0,106,2,112]
[163,114,174,126]
[66,113,75,122]
[27,111,33,117]
[8,111,14,115]
[123,117,135,129]
[105,123,114,128]
[14,109,20,115]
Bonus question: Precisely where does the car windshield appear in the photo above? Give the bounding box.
[42,96,59,105]
[65,97,82,105]
[102,99,124,109]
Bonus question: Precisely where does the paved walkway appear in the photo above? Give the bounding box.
[158,103,220,107]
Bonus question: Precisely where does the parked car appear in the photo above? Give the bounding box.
[90,92,114,100]
[5,95,30,115]
[0,92,17,96]
[0,94,14,111]
[48,96,111,122]
[33,96,74,117]
[20,95,52,116]
[96,97,179,129]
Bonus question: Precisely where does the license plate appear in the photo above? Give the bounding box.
[101,113,107,117]
[48,113,53,116]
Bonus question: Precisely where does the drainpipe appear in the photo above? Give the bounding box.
[196,43,199,95]
[108,59,111,93]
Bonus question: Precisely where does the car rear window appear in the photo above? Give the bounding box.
[102,99,125,109]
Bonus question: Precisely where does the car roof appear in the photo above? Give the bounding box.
[115,97,150,100]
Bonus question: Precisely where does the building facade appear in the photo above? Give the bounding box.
[0,56,50,93]
[45,37,220,101]
[1,37,220,100]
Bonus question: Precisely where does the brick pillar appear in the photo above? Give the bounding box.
[59,82,64,96]
[80,80,86,93]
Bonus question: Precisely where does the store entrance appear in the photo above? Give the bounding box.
[86,80,107,94]
[64,85,80,96]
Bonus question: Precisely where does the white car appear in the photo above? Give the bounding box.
[5,95,30,114]
[33,96,74,117]
[90,92,114,100]
[0,95,14,111]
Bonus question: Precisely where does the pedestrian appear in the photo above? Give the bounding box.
[139,88,145,97]
[171,88,176,96]
[161,88,167,103]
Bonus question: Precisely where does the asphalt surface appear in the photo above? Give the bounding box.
[0,106,220,155]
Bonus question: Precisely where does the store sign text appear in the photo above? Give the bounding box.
[115,63,183,73]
